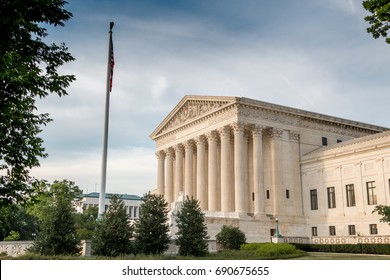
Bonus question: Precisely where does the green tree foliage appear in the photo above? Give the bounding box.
[92,195,134,257]
[0,0,75,206]
[363,0,390,44]
[175,196,209,257]
[0,204,38,240]
[372,204,390,224]
[134,193,170,255]
[74,206,98,240]
[216,225,247,250]
[29,180,81,255]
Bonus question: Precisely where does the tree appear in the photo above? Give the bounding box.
[372,205,390,224]
[134,193,170,255]
[92,195,134,257]
[29,180,81,255]
[363,0,390,44]
[0,0,75,206]
[175,196,209,257]
[0,204,38,241]
[216,225,246,250]
[74,206,98,240]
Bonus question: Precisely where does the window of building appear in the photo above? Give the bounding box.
[327,187,336,209]
[322,137,328,146]
[310,189,318,210]
[286,189,290,199]
[348,225,356,235]
[366,181,377,205]
[252,192,255,201]
[266,190,270,199]
[346,184,356,207]
[370,224,378,235]
[337,139,342,143]
[311,227,318,236]
[329,226,336,236]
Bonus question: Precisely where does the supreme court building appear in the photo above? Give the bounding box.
[150,95,390,243]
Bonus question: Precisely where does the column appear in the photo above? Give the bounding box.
[174,144,184,201]
[156,150,165,196]
[269,128,284,215]
[253,125,265,215]
[165,147,174,205]
[184,140,195,198]
[220,126,234,212]
[196,135,208,210]
[207,131,219,211]
[233,122,246,213]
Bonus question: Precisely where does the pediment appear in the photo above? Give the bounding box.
[150,95,236,139]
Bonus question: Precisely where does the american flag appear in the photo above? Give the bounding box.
[109,35,115,92]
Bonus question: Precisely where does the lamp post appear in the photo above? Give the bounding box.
[274,218,282,238]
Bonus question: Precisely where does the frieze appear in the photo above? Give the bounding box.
[239,105,373,137]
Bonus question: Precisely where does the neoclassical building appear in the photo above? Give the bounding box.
[150,95,390,242]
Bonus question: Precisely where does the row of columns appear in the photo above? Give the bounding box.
[156,123,299,214]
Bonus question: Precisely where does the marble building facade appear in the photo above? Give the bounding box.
[150,95,389,242]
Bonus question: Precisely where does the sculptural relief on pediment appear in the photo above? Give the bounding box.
[159,100,231,135]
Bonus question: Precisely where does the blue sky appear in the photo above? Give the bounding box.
[31,0,390,196]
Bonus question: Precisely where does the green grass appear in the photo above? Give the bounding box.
[294,252,390,260]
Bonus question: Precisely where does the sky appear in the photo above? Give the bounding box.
[30,0,390,196]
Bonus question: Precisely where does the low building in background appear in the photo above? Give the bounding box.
[75,192,142,220]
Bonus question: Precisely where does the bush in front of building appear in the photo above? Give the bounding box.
[134,193,170,255]
[92,195,134,257]
[241,243,305,258]
[216,225,246,250]
[293,243,390,255]
[175,196,209,257]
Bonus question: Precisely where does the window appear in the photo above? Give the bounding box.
[310,189,318,210]
[286,189,290,199]
[129,206,133,217]
[337,139,342,143]
[327,187,336,209]
[346,184,356,207]
[329,226,336,236]
[366,181,377,205]
[311,227,318,236]
[322,137,328,146]
[348,225,356,235]
[266,190,270,199]
[370,224,378,235]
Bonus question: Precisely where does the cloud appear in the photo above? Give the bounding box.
[31,146,156,196]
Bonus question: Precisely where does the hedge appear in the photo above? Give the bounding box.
[293,243,390,255]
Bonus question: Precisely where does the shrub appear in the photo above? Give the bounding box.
[216,225,246,250]
[241,243,303,258]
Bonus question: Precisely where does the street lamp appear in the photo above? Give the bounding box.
[274,218,282,238]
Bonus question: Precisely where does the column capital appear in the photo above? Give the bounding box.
[165,147,175,158]
[196,135,207,146]
[268,127,284,139]
[184,139,196,151]
[252,125,266,137]
[206,130,219,142]
[231,122,245,134]
[218,125,231,137]
[155,150,166,159]
[174,143,184,153]
[289,131,300,142]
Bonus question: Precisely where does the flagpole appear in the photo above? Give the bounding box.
[98,21,114,218]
